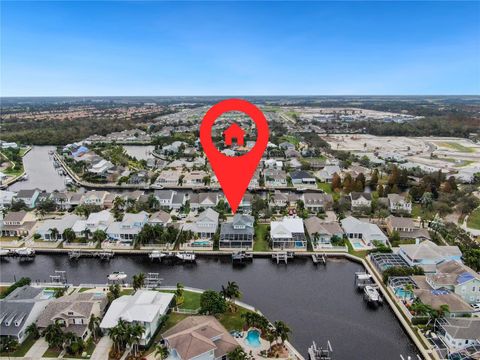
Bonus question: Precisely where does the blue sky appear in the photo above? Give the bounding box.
[1,1,479,96]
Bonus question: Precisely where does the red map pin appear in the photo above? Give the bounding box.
[200,99,269,213]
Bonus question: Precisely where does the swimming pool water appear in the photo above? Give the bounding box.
[352,242,364,249]
[245,329,261,348]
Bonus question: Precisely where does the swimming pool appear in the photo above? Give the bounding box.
[395,288,414,300]
[245,329,261,348]
[295,241,305,248]
[41,289,56,299]
[352,241,364,249]
[191,240,211,247]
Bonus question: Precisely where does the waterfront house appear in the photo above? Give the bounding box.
[100,290,174,346]
[387,194,412,214]
[37,292,107,339]
[270,216,306,250]
[50,191,82,210]
[183,170,208,187]
[435,318,480,351]
[350,192,372,211]
[316,165,341,183]
[106,211,148,243]
[162,316,239,360]
[1,211,36,237]
[285,148,301,158]
[88,159,114,177]
[149,210,172,227]
[238,193,252,212]
[0,190,16,209]
[412,289,474,317]
[35,214,81,241]
[397,240,462,272]
[288,158,302,169]
[340,216,388,248]
[385,216,430,241]
[183,208,219,239]
[0,286,53,344]
[264,169,288,187]
[171,192,187,210]
[156,170,183,186]
[290,170,316,185]
[15,189,40,208]
[161,141,187,154]
[219,214,254,249]
[72,210,114,237]
[304,217,344,249]
[190,192,219,210]
[81,191,109,207]
[426,261,480,304]
[302,192,333,212]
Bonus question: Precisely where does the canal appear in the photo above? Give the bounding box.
[0,255,420,359]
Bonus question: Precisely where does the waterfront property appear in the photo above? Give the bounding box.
[341,216,388,249]
[302,192,333,212]
[183,208,219,242]
[387,194,412,214]
[161,316,239,360]
[435,317,480,352]
[190,192,220,210]
[220,214,254,250]
[148,210,172,226]
[385,216,431,241]
[72,210,114,237]
[36,292,107,339]
[35,214,81,241]
[270,216,306,250]
[14,189,40,209]
[304,216,344,249]
[100,290,174,346]
[397,240,462,272]
[106,211,149,243]
[0,286,53,343]
[1,210,36,237]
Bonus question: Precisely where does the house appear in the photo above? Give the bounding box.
[413,289,474,317]
[161,141,187,154]
[37,292,107,339]
[350,192,372,211]
[264,159,283,169]
[316,165,341,183]
[171,192,187,210]
[148,210,172,227]
[106,211,148,243]
[162,316,239,360]
[220,214,254,249]
[72,210,114,237]
[100,290,174,346]
[279,142,295,151]
[436,317,480,351]
[270,216,306,250]
[0,190,16,209]
[264,169,287,187]
[304,217,344,249]
[397,240,462,272]
[88,159,114,176]
[81,191,109,207]
[1,211,36,237]
[340,216,388,247]
[183,208,219,239]
[238,193,252,212]
[290,170,316,185]
[385,216,430,241]
[388,194,412,214]
[190,193,219,210]
[35,214,81,241]
[155,190,177,209]
[156,170,183,186]
[14,189,40,208]
[285,148,300,158]
[426,261,480,304]
[248,169,261,189]
[0,286,53,343]
[183,171,208,187]
[270,191,289,208]
[223,123,245,146]
[302,193,333,212]
[288,158,302,169]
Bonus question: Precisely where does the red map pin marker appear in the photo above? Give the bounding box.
[200,99,269,214]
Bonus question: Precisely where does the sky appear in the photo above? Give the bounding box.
[1,1,479,96]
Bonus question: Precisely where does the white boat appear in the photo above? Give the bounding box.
[107,271,128,281]
[364,285,382,303]
[0,249,11,257]
[176,252,196,262]
[15,247,35,256]
[148,251,166,260]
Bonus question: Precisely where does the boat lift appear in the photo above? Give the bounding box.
[308,341,333,360]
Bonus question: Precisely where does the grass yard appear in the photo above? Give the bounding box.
[161,290,202,310]
[78,287,94,293]
[467,208,480,230]
[217,307,252,331]
[43,347,62,358]
[120,288,134,296]
[254,224,270,251]
[346,241,369,259]
[279,135,300,145]
[0,335,36,357]
[63,340,96,358]
[438,142,475,153]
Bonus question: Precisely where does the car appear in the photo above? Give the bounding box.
[472,303,480,312]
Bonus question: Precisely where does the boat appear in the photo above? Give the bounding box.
[14,247,35,256]
[107,271,128,281]
[354,272,373,289]
[176,252,196,262]
[148,250,166,260]
[364,285,383,304]
[0,249,12,257]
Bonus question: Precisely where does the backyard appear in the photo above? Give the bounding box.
[467,208,480,230]
[254,224,269,251]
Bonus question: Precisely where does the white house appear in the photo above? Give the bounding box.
[0,190,16,209]
[106,211,148,243]
[341,216,388,248]
[388,194,412,214]
[100,290,174,346]
[270,216,306,250]
[350,192,372,210]
[183,208,219,239]
[316,165,341,183]
[436,317,480,351]
[397,240,462,272]
[72,210,114,237]
[81,191,109,207]
[35,214,81,241]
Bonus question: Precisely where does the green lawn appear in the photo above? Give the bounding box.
[120,288,134,296]
[467,208,480,230]
[346,241,369,259]
[438,142,475,153]
[78,287,94,293]
[161,290,201,310]
[64,339,96,358]
[217,307,251,331]
[0,335,36,357]
[43,347,62,358]
[411,204,434,220]
[254,224,270,251]
[279,135,300,145]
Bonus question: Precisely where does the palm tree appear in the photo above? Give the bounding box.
[265,329,276,354]
[132,273,146,291]
[43,323,64,349]
[273,320,291,345]
[92,230,107,243]
[154,344,170,359]
[113,196,125,210]
[26,323,40,339]
[129,323,145,356]
[49,227,59,241]
[81,228,92,240]
[175,282,184,305]
[227,346,249,360]
[62,228,76,243]
[88,314,101,341]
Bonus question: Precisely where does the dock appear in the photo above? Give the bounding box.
[363,285,383,305]
[307,341,333,360]
[232,251,253,263]
[68,250,114,261]
[312,253,327,265]
[144,273,163,289]
[354,272,373,289]
[272,251,294,264]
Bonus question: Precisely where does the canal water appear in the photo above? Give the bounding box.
[0,255,420,359]
[8,146,66,192]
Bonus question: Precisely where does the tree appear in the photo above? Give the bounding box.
[227,346,250,360]
[200,290,227,315]
[274,320,291,345]
[43,323,65,349]
[81,228,92,239]
[154,344,170,359]
[88,314,102,341]
[49,227,59,241]
[175,282,185,305]
[265,329,276,353]
[107,284,121,304]
[331,173,342,191]
[369,169,379,188]
[129,323,145,356]
[26,323,40,339]
[92,230,107,243]
[132,273,145,291]
[62,228,76,243]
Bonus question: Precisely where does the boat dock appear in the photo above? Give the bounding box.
[354,271,373,289]
[232,251,253,263]
[272,251,295,264]
[307,341,333,360]
[68,250,114,261]
[363,285,383,305]
[312,253,327,265]
[0,248,36,260]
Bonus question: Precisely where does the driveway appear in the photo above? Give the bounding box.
[24,337,49,359]
[90,336,113,360]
